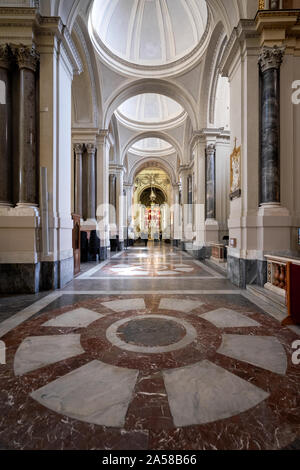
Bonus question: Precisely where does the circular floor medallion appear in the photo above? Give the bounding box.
[106,314,198,354]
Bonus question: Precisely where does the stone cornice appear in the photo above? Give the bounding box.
[109,164,125,173]
[190,128,230,148]
[220,20,258,78]
[0,9,82,76]
[97,130,110,145]
[255,10,300,34]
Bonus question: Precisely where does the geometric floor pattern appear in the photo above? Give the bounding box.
[0,244,299,450]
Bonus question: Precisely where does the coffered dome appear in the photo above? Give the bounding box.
[90,0,208,67]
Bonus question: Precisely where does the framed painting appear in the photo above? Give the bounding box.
[230,142,241,200]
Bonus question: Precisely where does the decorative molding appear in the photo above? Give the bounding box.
[219,20,258,78]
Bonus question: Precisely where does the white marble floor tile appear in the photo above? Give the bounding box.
[159,298,204,313]
[163,360,269,427]
[30,360,138,428]
[174,268,194,273]
[200,308,261,328]
[101,298,146,312]
[42,308,105,328]
[218,334,287,375]
[0,292,62,339]
[157,271,178,276]
[14,335,84,376]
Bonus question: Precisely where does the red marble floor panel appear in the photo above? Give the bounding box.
[0,294,299,450]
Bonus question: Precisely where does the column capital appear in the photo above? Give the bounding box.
[258,45,285,73]
[73,143,85,155]
[0,44,11,69]
[86,143,96,156]
[11,44,40,72]
[206,143,216,156]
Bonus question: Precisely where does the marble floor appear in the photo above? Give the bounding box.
[0,243,299,450]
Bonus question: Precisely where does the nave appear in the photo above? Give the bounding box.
[0,244,299,450]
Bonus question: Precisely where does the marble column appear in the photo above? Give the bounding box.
[109,173,117,239]
[0,45,12,207]
[74,143,84,217]
[13,45,40,207]
[172,184,181,243]
[116,170,124,244]
[96,131,110,257]
[109,174,117,209]
[180,169,191,242]
[206,143,216,220]
[258,45,285,206]
[86,144,96,220]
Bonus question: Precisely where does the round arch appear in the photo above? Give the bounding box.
[122,131,182,164]
[138,185,168,206]
[104,79,198,130]
[128,158,177,187]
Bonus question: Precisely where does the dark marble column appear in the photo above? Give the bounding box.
[74,143,84,216]
[0,45,12,207]
[205,143,216,219]
[109,174,117,209]
[12,45,39,207]
[258,45,285,205]
[86,144,96,219]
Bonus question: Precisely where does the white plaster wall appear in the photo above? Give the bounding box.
[57,50,73,260]
[280,53,300,255]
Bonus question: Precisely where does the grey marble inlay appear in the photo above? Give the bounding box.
[30,360,138,428]
[119,317,184,347]
[200,308,261,328]
[106,315,197,354]
[163,360,270,427]
[14,335,84,376]
[101,298,146,312]
[218,334,287,375]
[159,298,203,313]
[42,308,105,328]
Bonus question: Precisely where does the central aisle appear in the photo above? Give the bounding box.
[0,244,299,450]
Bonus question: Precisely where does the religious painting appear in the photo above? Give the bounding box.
[230,141,241,200]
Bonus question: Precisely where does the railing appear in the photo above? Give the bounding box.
[265,255,300,296]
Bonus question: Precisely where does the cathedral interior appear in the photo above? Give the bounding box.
[0,0,300,452]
